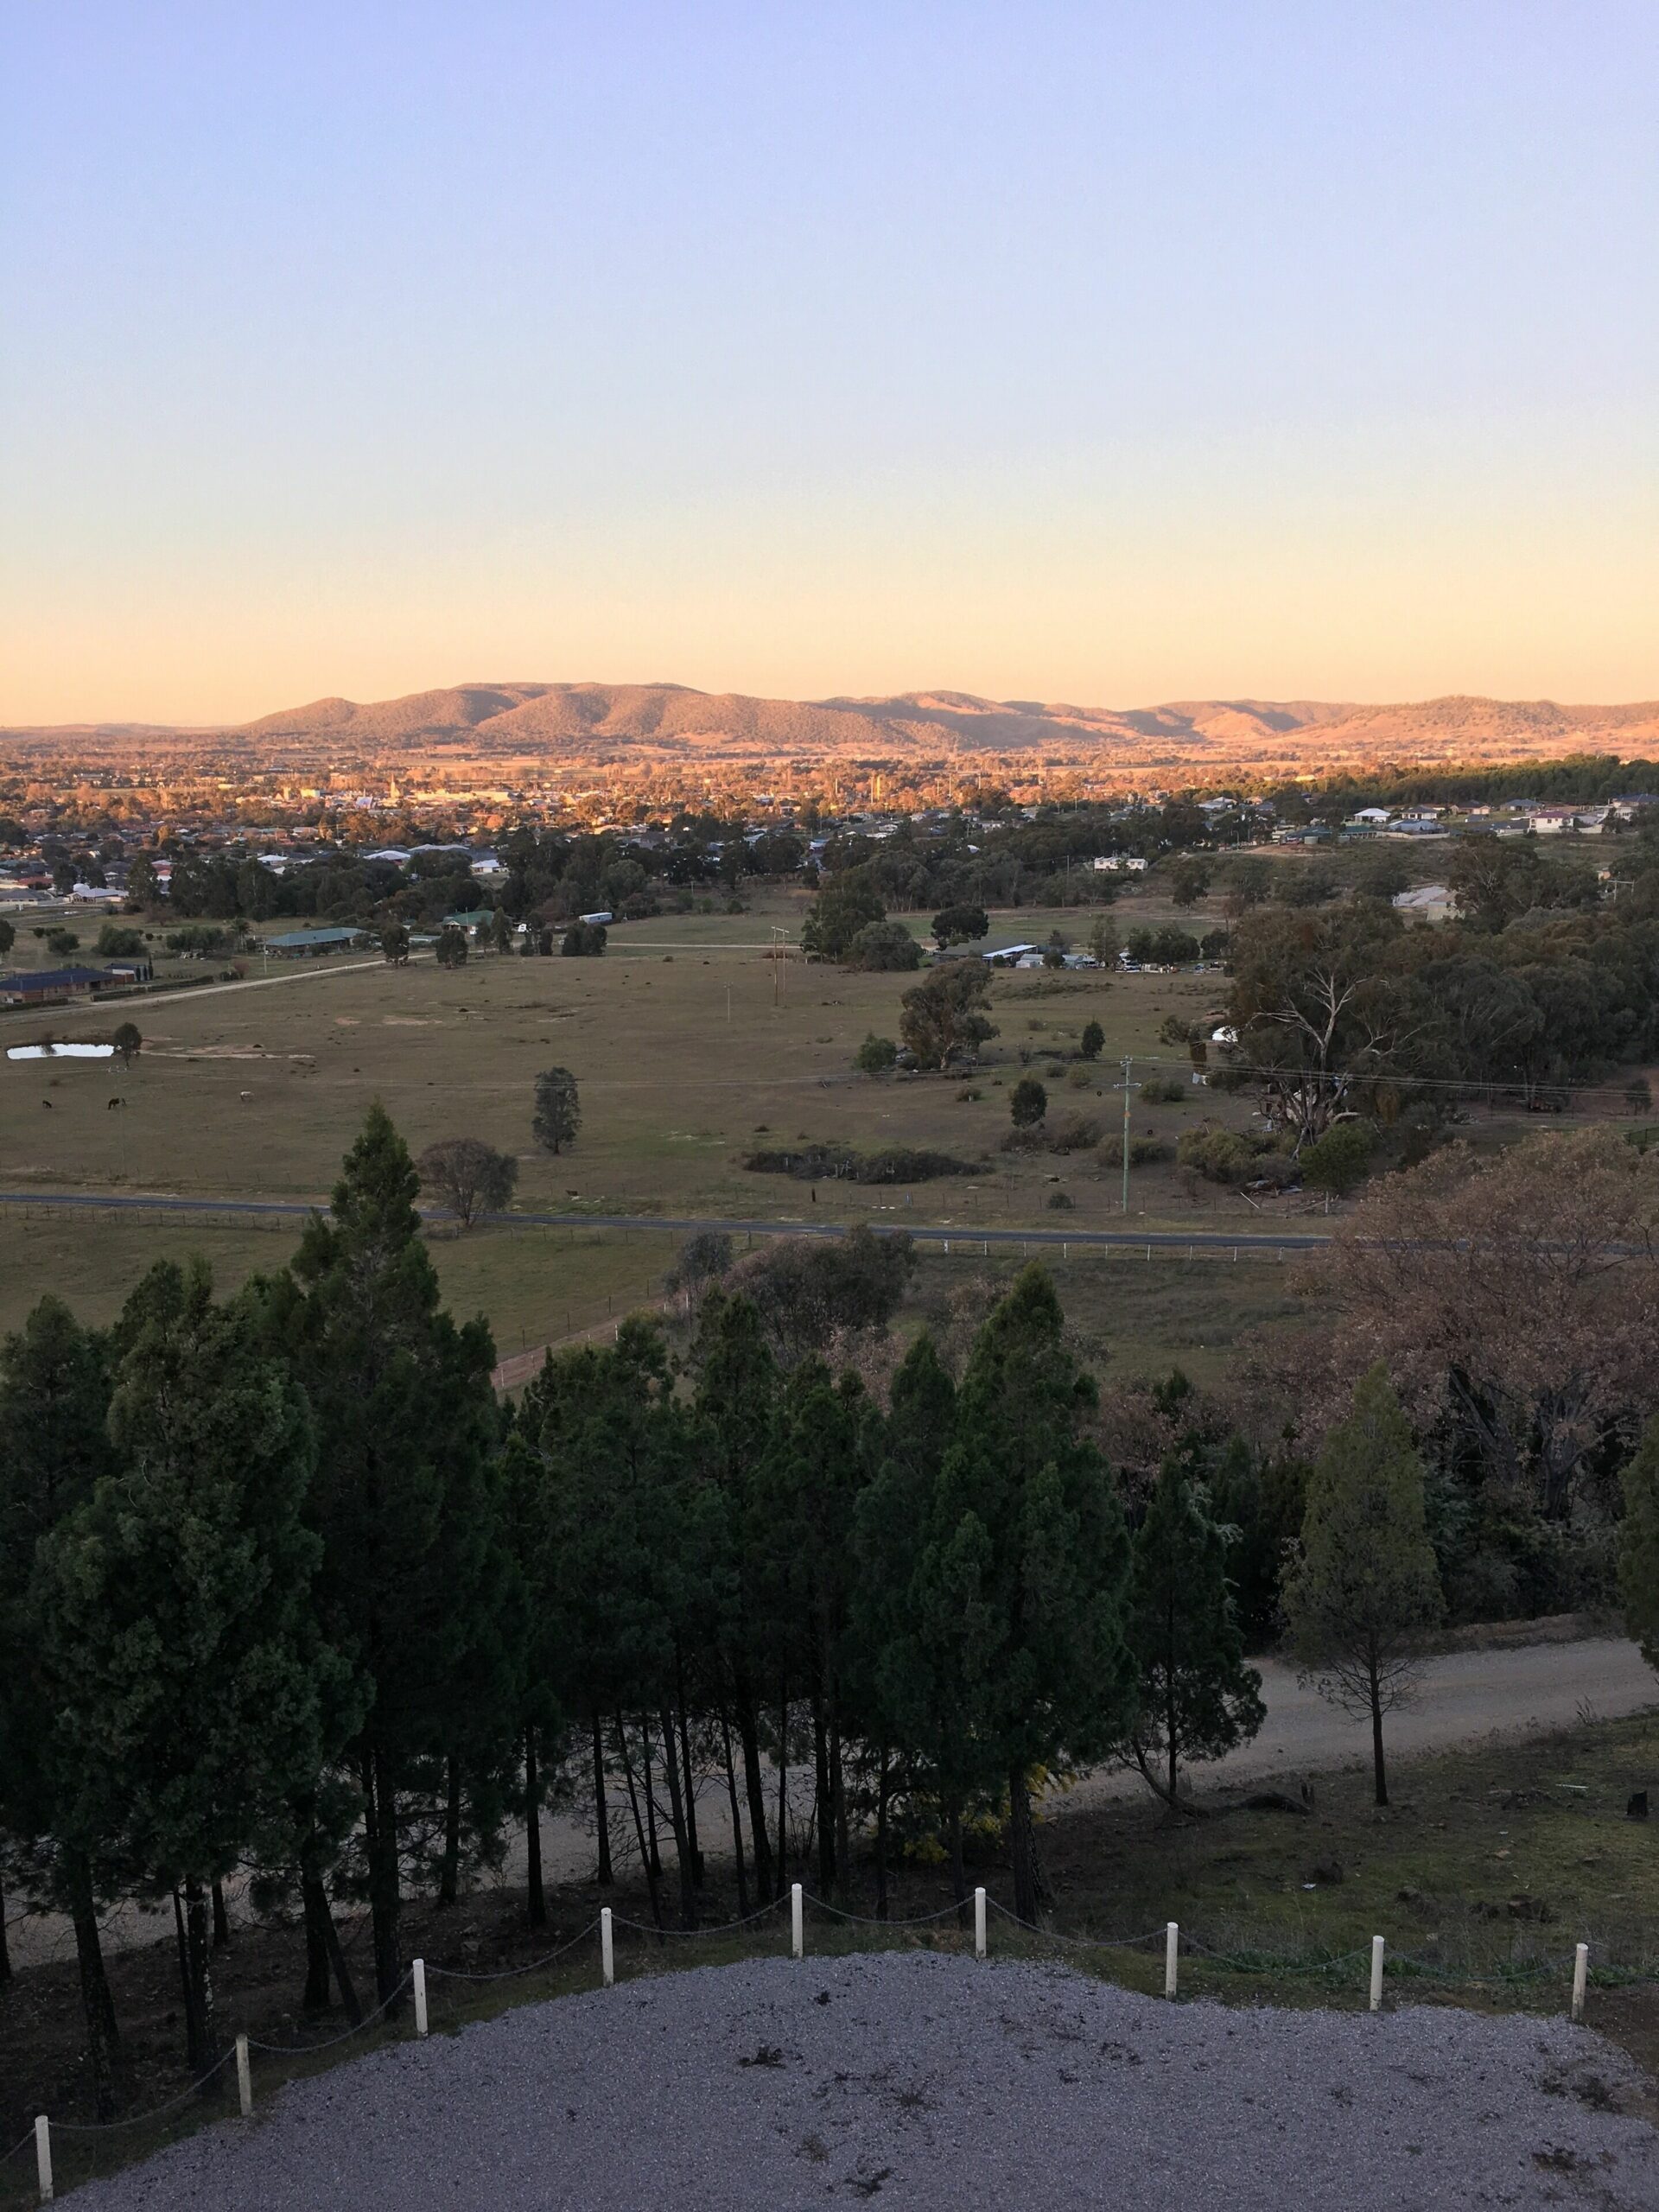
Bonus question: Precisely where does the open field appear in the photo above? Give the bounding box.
[2,899,1214,1215]
[0,892,1287,1349]
[0,1211,671,1358]
[5,886,1639,1363]
[0,1209,1304,1381]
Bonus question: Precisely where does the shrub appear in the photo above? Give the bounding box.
[1010,1076,1048,1128]
[855,1033,899,1077]
[1079,1020,1104,1060]
[1066,1067,1094,1090]
[743,1144,976,1184]
[847,920,922,971]
[1046,1112,1103,1154]
[1096,1134,1173,1167]
[666,1229,734,1297]
[1301,1121,1375,1201]
[1139,1077,1185,1104]
[95,924,146,958]
[166,922,234,957]
[1046,1191,1076,1211]
[1177,1126,1273,1185]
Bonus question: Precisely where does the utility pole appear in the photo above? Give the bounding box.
[1121,1054,1132,1213]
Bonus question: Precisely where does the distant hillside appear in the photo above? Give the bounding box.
[10,684,1659,776]
[222,684,1659,765]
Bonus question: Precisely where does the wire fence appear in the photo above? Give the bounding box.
[6,1885,1657,2209]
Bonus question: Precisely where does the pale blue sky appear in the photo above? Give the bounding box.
[3,2,1656,721]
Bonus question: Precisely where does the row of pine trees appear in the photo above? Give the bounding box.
[0,1107,1444,2114]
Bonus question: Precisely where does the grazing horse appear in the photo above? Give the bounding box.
[106,1096,124,1110]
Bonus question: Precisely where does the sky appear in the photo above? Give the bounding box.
[3,1,1656,725]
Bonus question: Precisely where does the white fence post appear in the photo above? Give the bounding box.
[1370,1936,1385,2012]
[1572,1942,1589,2023]
[974,1888,987,1960]
[791,1883,804,1959]
[601,1908,614,1987]
[34,2116,51,2204]
[1165,1922,1179,1999]
[235,2033,252,2118]
[413,1956,429,2037]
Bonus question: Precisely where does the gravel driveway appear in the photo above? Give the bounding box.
[63,1952,1659,2209]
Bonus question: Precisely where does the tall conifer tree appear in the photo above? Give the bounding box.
[1283,1364,1442,1807]
[276,1104,499,2005]
[1124,1457,1264,1806]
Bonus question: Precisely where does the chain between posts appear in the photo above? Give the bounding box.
[245,1969,413,2055]
[424,1923,601,1982]
[48,2046,238,2134]
[610,1895,790,1939]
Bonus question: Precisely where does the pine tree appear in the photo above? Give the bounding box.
[534,1320,696,1926]
[276,1104,499,2005]
[758,1359,870,1897]
[1124,1457,1265,1807]
[931,1266,1136,1922]
[0,1298,125,2105]
[689,1292,783,1901]
[36,1262,350,2072]
[495,1428,562,1926]
[1282,1364,1443,1807]
[850,1334,957,1914]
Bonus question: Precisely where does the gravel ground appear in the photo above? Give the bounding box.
[62,1953,1659,2210]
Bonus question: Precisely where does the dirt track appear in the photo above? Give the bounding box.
[10,1636,1653,1971]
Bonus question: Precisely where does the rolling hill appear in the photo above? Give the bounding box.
[10,684,1659,779]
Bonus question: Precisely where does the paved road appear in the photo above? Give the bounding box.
[0,1188,1328,1249]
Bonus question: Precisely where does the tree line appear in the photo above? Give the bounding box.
[0,1106,1483,2112]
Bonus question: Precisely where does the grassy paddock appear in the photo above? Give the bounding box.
[0,1205,1304,1384]
[0,898,1242,1224]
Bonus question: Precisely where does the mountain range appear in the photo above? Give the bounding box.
[233,683,1659,760]
[11,684,1659,776]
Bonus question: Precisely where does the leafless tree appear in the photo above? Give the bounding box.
[416,1137,518,1231]
[1256,1129,1659,1520]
